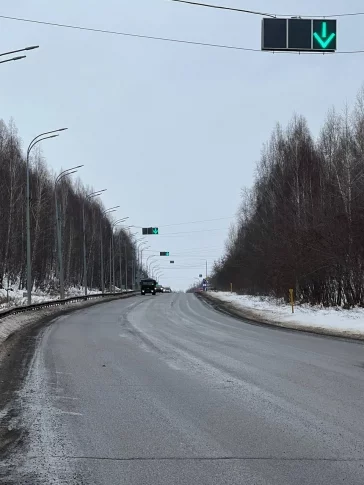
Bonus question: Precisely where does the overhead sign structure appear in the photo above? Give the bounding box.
[160,251,170,256]
[262,18,337,52]
[142,227,159,235]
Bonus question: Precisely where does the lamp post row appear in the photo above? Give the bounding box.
[27,132,134,303]
[12,44,142,302]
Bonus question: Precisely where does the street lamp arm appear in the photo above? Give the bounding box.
[0,45,39,58]
[112,219,126,228]
[102,206,120,215]
[27,128,67,156]
[0,55,26,64]
[29,134,59,155]
[87,189,107,200]
[138,242,148,250]
[55,170,77,186]
[56,165,83,185]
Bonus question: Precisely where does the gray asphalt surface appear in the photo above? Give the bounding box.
[2,293,364,484]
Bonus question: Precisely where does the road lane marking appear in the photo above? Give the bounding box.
[58,411,83,416]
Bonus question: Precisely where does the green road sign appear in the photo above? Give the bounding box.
[142,227,159,235]
[313,20,336,51]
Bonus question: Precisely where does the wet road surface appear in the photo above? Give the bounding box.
[1,293,364,484]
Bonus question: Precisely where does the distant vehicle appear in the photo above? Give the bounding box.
[163,287,171,293]
[140,278,157,296]
[155,284,164,293]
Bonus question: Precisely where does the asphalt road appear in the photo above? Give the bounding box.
[2,293,364,484]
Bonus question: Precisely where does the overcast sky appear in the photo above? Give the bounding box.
[1,1,363,290]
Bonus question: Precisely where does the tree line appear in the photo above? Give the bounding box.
[0,118,139,294]
[211,87,364,307]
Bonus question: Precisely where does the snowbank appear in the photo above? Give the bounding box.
[0,286,103,311]
[208,292,364,338]
[0,309,59,347]
[0,291,136,348]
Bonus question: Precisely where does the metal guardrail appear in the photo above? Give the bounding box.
[0,291,138,321]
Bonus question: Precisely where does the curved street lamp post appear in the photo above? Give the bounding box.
[150,263,160,280]
[83,190,107,296]
[100,207,119,294]
[117,225,133,291]
[26,128,68,305]
[55,165,83,299]
[136,241,148,288]
[110,218,129,292]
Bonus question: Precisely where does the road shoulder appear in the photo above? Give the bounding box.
[197,292,364,341]
[0,295,136,458]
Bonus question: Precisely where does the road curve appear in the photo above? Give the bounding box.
[2,293,364,484]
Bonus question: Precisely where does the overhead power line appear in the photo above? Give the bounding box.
[0,14,259,52]
[171,0,364,19]
[159,227,229,236]
[170,0,275,17]
[1,13,364,55]
[160,216,235,227]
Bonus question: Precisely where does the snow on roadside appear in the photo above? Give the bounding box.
[0,286,101,311]
[0,310,55,347]
[0,285,134,312]
[0,301,90,348]
[0,291,137,348]
[209,292,364,337]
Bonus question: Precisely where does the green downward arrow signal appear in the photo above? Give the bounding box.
[313,21,335,49]
[152,227,159,235]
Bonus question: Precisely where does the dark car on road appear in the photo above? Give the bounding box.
[140,278,157,296]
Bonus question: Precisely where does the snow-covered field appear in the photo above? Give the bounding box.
[209,292,364,338]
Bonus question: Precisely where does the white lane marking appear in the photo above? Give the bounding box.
[59,411,83,416]
[56,396,79,400]
[56,372,72,375]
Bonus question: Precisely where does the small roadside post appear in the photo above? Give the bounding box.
[289,288,294,313]
[6,288,13,306]
[230,283,233,294]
